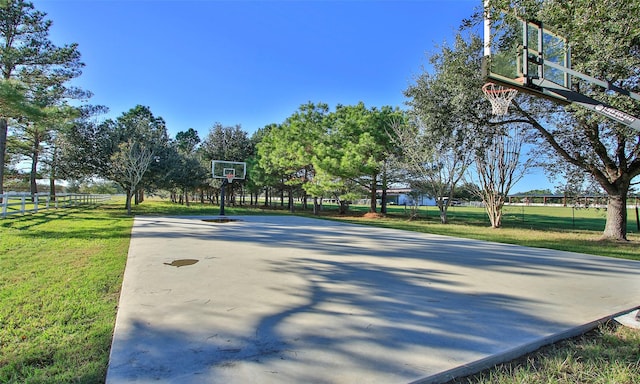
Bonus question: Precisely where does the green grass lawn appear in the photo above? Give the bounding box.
[312,204,640,260]
[0,203,132,383]
[447,322,640,384]
[0,198,638,383]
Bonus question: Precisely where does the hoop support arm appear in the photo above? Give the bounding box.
[536,78,640,132]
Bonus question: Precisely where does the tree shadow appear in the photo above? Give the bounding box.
[107,215,640,382]
[1,207,133,240]
[0,208,76,230]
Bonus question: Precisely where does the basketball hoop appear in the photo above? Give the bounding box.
[225,173,234,184]
[482,82,518,116]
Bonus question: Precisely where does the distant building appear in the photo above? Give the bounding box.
[384,188,436,206]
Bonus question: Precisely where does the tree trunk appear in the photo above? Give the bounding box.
[288,187,294,213]
[49,146,57,200]
[369,174,377,213]
[0,118,7,199]
[437,199,449,224]
[49,176,56,200]
[280,187,284,207]
[339,200,348,214]
[485,199,504,228]
[489,208,502,228]
[30,131,40,196]
[381,171,388,215]
[303,169,308,210]
[602,192,628,241]
[126,189,133,215]
[30,154,38,196]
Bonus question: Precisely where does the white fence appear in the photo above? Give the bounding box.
[1,193,111,218]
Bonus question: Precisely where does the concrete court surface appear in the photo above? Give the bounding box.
[106,215,640,384]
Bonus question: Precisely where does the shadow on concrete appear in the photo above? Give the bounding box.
[107,216,640,383]
[133,215,639,277]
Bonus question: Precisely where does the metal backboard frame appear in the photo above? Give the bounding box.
[211,160,246,180]
[483,8,640,131]
[483,14,571,104]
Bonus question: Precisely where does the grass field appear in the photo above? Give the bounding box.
[447,321,640,384]
[309,203,640,261]
[0,204,132,383]
[0,198,638,383]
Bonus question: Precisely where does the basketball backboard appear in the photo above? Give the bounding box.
[483,13,571,103]
[483,7,640,130]
[211,160,246,181]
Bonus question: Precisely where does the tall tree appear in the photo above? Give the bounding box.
[283,102,328,211]
[175,128,200,154]
[0,0,83,195]
[57,108,113,181]
[201,123,252,162]
[109,106,169,213]
[251,124,283,207]
[367,105,404,213]
[11,105,78,195]
[388,116,472,224]
[318,103,401,214]
[58,105,168,213]
[116,106,169,206]
[111,139,155,215]
[485,0,640,240]
[257,103,328,212]
[170,128,208,205]
[473,124,528,228]
[403,35,481,223]
[201,123,252,206]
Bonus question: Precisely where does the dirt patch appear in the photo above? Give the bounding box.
[363,212,386,219]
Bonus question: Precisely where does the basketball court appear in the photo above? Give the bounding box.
[105,7,640,383]
[106,215,640,383]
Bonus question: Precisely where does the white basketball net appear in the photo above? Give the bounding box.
[482,82,518,116]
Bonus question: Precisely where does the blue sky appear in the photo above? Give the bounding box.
[31,0,555,192]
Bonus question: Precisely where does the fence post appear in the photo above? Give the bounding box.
[1,193,7,218]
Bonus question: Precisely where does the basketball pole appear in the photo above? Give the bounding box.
[483,0,491,57]
[220,178,228,216]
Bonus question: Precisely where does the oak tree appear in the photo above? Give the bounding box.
[485,0,640,239]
